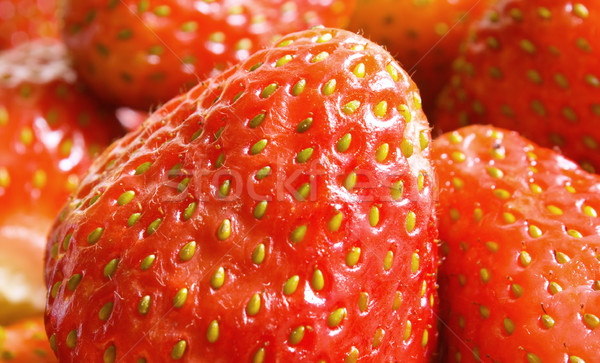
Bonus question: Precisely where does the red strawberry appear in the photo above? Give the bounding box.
[44,27,438,361]
[349,0,488,112]
[435,0,600,173]
[0,0,58,49]
[61,0,357,110]
[0,316,57,362]
[433,125,600,362]
[0,39,123,324]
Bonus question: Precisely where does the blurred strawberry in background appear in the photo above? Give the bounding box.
[349,0,489,113]
[0,0,58,49]
[0,316,57,362]
[435,0,600,173]
[60,0,358,110]
[0,39,123,324]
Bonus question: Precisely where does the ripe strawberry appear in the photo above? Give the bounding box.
[0,0,58,49]
[44,27,438,361]
[436,0,600,173]
[61,0,357,110]
[0,316,57,362]
[349,0,488,112]
[433,125,600,362]
[0,39,123,324]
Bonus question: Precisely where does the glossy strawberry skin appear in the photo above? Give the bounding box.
[115,107,148,132]
[349,0,488,112]
[0,0,58,49]
[61,0,357,110]
[433,125,600,362]
[45,28,438,362]
[436,0,600,172]
[0,317,57,362]
[0,39,123,324]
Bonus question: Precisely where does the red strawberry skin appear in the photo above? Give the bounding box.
[349,0,488,112]
[0,316,57,362]
[61,0,357,110]
[435,0,600,172]
[0,0,58,49]
[433,125,600,362]
[45,27,438,361]
[0,39,123,324]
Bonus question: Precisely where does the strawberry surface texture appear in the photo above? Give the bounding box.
[435,0,600,173]
[61,0,357,110]
[434,125,600,362]
[0,316,58,362]
[349,0,488,112]
[44,27,439,362]
[0,39,123,324]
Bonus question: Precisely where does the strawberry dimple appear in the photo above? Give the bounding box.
[434,125,600,363]
[45,28,438,362]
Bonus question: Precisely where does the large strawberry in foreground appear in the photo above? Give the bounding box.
[0,39,123,324]
[61,0,357,110]
[434,125,600,362]
[0,317,57,362]
[45,27,438,361]
[349,0,488,112]
[435,0,600,172]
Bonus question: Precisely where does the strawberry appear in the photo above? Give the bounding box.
[44,27,438,361]
[0,39,123,324]
[435,0,600,173]
[0,0,58,49]
[0,316,57,362]
[433,125,600,362]
[61,0,357,110]
[349,0,488,112]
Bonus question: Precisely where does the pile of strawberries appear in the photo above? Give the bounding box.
[1,0,598,362]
